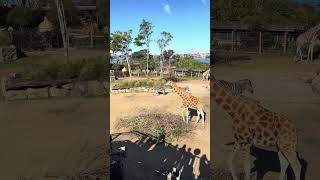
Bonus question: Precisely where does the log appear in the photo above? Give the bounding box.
[5,79,73,91]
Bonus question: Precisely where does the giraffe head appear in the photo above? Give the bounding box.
[165,80,175,87]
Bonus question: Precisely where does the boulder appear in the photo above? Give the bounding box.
[49,87,70,97]
[0,45,18,64]
[27,87,49,99]
[71,81,88,96]
[311,75,320,94]
[87,81,105,96]
[5,90,27,101]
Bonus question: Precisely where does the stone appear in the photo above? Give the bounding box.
[71,81,88,96]
[27,87,49,99]
[0,46,18,64]
[311,75,320,94]
[5,90,27,101]
[87,81,105,96]
[49,87,70,97]
[62,83,73,90]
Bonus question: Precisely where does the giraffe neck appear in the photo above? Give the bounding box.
[171,83,189,100]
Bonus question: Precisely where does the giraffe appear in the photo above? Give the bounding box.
[165,81,205,125]
[211,75,301,180]
[202,69,210,81]
[294,23,320,62]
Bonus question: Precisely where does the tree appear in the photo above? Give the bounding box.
[80,15,98,48]
[6,6,33,30]
[110,30,133,80]
[174,57,208,70]
[157,31,173,77]
[97,0,107,28]
[134,19,154,77]
[54,0,69,63]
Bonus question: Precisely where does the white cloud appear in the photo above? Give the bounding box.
[201,0,207,6]
[163,3,172,15]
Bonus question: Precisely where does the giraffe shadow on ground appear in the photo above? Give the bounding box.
[110,131,210,179]
[250,145,308,180]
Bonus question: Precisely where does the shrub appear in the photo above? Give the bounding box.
[20,57,107,81]
[115,79,165,88]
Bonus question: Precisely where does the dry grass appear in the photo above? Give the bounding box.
[115,108,194,142]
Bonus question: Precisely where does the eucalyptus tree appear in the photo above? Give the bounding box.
[110,30,133,79]
[157,31,173,77]
[134,19,154,77]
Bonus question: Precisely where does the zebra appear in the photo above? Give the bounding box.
[216,79,254,94]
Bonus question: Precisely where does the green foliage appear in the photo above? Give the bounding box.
[139,57,159,70]
[20,57,107,81]
[6,6,33,28]
[110,30,132,55]
[214,0,320,28]
[174,57,209,70]
[134,19,154,47]
[115,79,166,88]
[163,49,175,60]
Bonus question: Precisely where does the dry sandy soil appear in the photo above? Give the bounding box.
[0,97,108,179]
[110,80,210,179]
[211,53,320,179]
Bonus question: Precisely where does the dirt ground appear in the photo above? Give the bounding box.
[110,80,211,179]
[0,97,107,179]
[211,53,320,179]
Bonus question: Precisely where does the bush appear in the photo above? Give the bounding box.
[116,108,194,142]
[115,79,166,88]
[20,57,107,81]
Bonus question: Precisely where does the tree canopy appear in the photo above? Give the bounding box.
[213,0,320,28]
[174,57,208,70]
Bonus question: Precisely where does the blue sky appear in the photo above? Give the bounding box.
[110,0,210,55]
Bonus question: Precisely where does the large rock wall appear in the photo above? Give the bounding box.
[1,79,108,101]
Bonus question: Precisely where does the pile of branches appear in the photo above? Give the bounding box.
[116,108,194,142]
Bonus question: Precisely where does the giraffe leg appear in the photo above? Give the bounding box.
[201,110,205,126]
[181,108,186,122]
[282,151,301,180]
[228,144,239,180]
[239,144,251,180]
[278,151,289,180]
[196,110,200,123]
[186,109,190,124]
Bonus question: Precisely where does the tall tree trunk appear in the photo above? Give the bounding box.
[160,49,163,78]
[90,22,94,48]
[55,0,69,63]
[125,55,132,80]
[146,44,149,77]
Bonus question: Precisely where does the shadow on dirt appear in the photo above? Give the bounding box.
[110,130,210,180]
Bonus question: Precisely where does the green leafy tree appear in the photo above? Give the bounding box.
[174,57,208,70]
[110,30,133,79]
[6,6,33,30]
[157,31,173,77]
[134,19,154,77]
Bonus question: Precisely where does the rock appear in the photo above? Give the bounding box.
[0,46,18,64]
[49,87,70,97]
[311,75,320,94]
[5,90,27,101]
[71,81,88,96]
[87,81,105,96]
[62,83,73,90]
[27,87,49,99]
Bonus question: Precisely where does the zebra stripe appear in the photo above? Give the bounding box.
[216,79,254,95]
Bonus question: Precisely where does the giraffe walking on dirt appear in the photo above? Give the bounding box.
[165,81,206,125]
[294,24,320,62]
[211,75,301,180]
[202,69,210,81]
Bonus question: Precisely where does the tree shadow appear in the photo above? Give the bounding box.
[110,130,210,179]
